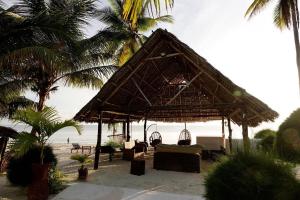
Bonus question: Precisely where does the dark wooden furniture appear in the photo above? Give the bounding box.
[71,143,81,153]
[122,141,145,161]
[71,143,92,154]
[100,146,115,161]
[153,152,200,173]
[130,159,145,176]
[81,146,92,154]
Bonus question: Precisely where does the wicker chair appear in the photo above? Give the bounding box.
[178,129,191,145]
[149,131,162,148]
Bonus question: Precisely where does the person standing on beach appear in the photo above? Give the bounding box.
[67,137,70,144]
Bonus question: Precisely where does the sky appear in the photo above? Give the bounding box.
[3,0,300,136]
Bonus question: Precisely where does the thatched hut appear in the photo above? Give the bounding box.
[74,29,278,169]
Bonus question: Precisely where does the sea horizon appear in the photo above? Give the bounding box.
[4,122,254,145]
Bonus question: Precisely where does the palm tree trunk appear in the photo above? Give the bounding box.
[37,91,47,112]
[291,5,300,95]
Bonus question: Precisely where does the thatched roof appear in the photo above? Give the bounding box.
[0,126,18,138]
[74,29,278,127]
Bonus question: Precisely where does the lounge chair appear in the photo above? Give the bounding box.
[71,143,92,154]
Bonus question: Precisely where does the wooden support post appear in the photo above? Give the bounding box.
[94,112,102,170]
[221,117,225,137]
[122,122,126,139]
[227,117,233,153]
[0,137,8,170]
[126,115,130,142]
[144,118,147,143]
[242,112,250,151]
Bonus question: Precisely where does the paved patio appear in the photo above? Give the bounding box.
[52,183,204,200]
[53,155,208,199]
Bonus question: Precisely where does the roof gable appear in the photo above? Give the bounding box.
[74,29,278,127]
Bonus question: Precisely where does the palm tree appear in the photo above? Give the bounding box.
[245,0,300,94]
[0,0,117,111]
[122,0,174,29]
[11,107,82,164]
[96,0,173,66]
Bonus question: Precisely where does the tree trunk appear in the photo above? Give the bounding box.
[291,4,300,95]
[37,92,47,112]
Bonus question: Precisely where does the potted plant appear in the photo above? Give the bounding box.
[70,154,92,180]
[10,107,81,200]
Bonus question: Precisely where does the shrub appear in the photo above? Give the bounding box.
[104,140,123,149]
[254,129,276,139]
[7,145,57,186]
[254,129,277,152]
[205,152,300,200]
[276,108,300,162]
[48,166,66,194]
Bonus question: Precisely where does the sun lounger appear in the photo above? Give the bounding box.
[71,143,92,154]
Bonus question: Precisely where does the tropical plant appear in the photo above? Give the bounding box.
[96,0,173,65]
[122,0,174,28]
[255,129,277,152]
[70,154,92,169]
[0,0,116,111]
[276,108,300,162]
[104,139,123,149]
[254,129,277,139]
[205,152,300,200]
[7,145,57,186]
[245,0,300,95]
[10,107,82,164]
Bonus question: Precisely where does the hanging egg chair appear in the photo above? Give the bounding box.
[149,131,162,147]
[178,123,191,145]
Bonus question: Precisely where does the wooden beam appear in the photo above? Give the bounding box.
[166,71,203,105]
[144,116,147,143]
[241,111,250,151]
[94,112,102,170]
[126,115,130,142]
[151,61,170,83]
[132,78,152,106]
[101,42,164,106]
[122,122,126,139]
[222,116,225,137]
[227,117,233,153]
[145,53,182,61]
[148,103,242,111]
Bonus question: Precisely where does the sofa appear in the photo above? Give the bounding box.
[153,144,202,173]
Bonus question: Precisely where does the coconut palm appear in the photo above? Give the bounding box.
[96,0,173,66]
[0,0,116,111]
[122,0,174,29]
[11,107,82,164]
[245,0,300,95]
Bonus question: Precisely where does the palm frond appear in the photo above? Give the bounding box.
[245,0,272,18]
[138,14,173,32]
[10,132,38,158]
[48,120,82,137]
[273,0,292,29]
[122,0,174,27]
[60,65,117,89]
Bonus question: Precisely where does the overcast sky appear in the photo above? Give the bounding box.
[6,0,300,133]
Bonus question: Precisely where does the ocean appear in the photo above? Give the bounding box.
[5,121,255,145]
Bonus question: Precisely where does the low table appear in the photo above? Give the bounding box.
[130,159,145,176]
